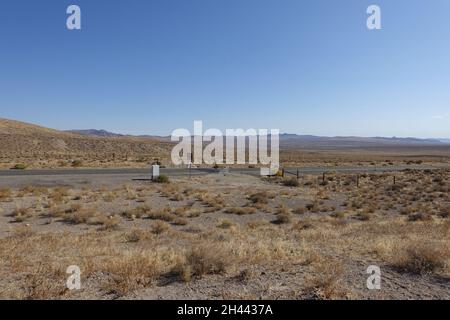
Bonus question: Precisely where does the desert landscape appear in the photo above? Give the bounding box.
[0,118,449,300]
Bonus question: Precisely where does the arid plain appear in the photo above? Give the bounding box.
[0,118,449,299]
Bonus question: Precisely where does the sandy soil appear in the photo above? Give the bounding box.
[0,171,449,300]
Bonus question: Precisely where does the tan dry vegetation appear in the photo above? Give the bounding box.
[0,170,448,299]
[2,118,450,170]
[0,118,173,169]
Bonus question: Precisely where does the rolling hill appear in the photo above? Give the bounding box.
[0,118,173,168]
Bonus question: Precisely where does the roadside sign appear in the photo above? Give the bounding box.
[151,165,160,180]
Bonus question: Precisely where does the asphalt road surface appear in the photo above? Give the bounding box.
[0,164,448,177]
[0,164,447,188]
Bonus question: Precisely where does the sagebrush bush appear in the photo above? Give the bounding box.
[151,220,170,234]
[273,213,292,224]
[177,244,232,280]
[0,187,12,200]
[293,206,306,215]
[282,177,299,187]
[392,242,449,274]
[153,174,169,183]
[12,163,27,170]
[408,212,432,222]
[224,207,257,215]
[248,192,269,204]
[71,160,83,167]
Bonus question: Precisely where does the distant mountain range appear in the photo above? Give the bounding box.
[65,129,168,141]
[278,133,449,149]
[66,129,450,147]
[65,129,124,137]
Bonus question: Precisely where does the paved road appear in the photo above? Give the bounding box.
[0,164,447,188]
[0,164,448,177]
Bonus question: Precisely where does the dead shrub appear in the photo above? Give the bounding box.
[224,207,257,215]
[439,206,450,218]
[10,225,35,238]
[177,244,232,280]
[293,206,306,215]
[147,210,175,222]
[357,211,371,221]
[248,192,269,204]
[63,208,96,224]
[217,219,234,229]
[103,249,178,296]
[50,187,70,203]
[408,212,432,222]
[170,193,184,201]
[21,263,67,299]
[305,201,320,212]
[391,242,449,274]
[246,220,268,229]
[282,177,299,187]
[173,218,188,226]
[96,215,120,231]
[151,220,170,234]
[125,229,143,243]
[305,259,347,299]
[272,213,292,225]
[330,211,345,219]
[0,187,12,200]
[292,220,314,231]
[11,207,32,222]
[276,204,291,215]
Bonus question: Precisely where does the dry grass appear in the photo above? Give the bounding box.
[304,258,348,299]
[224,207,257,215]
[391,242,449,275]
[102,248,179,296]
[175,244,233,281]
[282,177,300,187]
[10,207,32,222]
[63,208,97,224]
[150,220,171,234]
[273,213,292,224]
[0,168,448,299]
[217,219,234,229]
[0,187,12,200]
[248,192,270,204]
[408,212,432,222]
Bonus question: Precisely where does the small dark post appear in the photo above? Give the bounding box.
[393,176,396,185]
[356,174,360,188]
[282,168,285,178]
[322,172,326,183]
[296,169,299,180]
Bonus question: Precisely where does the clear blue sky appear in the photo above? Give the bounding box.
[0,0,449,138]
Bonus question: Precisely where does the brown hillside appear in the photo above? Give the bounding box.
[0,118,173,168]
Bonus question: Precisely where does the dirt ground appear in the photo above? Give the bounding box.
[0,170,449,300]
